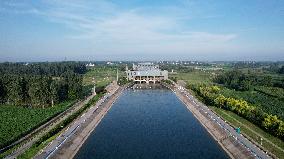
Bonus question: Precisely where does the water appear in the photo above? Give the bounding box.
[75,89,229,159]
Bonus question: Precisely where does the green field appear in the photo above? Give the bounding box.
[220,88,284,120]
[169,70,215,85]
[172,67,284,158]
[17,93,104,159]
[0,65,121,152]
[83,66,124,87]
[0,101,74,149]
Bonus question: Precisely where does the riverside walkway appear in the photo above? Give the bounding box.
[170,82,271,159]
[34,83,127,159]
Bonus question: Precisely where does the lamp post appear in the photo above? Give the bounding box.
[116,68,119,85]
[92,77,96,95]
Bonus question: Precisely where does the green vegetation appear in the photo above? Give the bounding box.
[189,84,284,139]
[0,62,85,107]
[170,71,214,85]
[117,77,130,86]
[167,61,284,158]
[0,101,74,150]
[162,79,173,85]
[83,66,122,87]
[254,86,284,100]
[219,88,284,119]
[0,62,121,157]
[211,107,284,158]
[17,131,61,159]
[0,62,86,150]
[18,93,104,159]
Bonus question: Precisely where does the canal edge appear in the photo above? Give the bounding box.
[163,82,261,159]
[175,91,235,159]
[69,86,125,159]
[38,84,129,159]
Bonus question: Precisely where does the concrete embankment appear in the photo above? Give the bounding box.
[164,82,269,159]
[35,83,130,159]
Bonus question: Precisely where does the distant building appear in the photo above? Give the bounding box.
[106,61,113,65]
[86,63,95,67]
[126,62,168,84]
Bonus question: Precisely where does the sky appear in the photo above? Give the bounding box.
[0,0,284,61]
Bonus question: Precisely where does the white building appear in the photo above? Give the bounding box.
[126,62,168,84]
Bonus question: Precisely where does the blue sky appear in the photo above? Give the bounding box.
[0,0,283,61]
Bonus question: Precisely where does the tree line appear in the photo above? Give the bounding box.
[0,62,86,76]
[214,70,284,90]
[188,84,284,140]
[0,62,86,108]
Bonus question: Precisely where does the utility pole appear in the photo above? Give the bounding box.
[92,77,96,95]
[116,68,119,85]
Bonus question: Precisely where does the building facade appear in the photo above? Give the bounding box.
[126,63,168,84]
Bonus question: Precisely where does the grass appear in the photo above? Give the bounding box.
[16,93,104,159]
[0,101,74,149]
[173,69,284,158]
[170,70,215,85]
[83,66,124,87]
[211,106,284,159]
[17,131,61,159]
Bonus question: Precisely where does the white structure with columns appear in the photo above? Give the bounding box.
[126,62,168,84]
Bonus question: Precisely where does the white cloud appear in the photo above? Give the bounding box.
[0,0,238,56]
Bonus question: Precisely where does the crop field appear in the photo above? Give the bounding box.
[0,101,74,149]
[220,88,284,120]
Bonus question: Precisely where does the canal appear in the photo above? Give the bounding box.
[75,88,229,159]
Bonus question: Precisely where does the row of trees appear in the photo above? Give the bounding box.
[0,62,87,76]
[0,62,85,108]
[189,84,284,140]
[266,63,284,74]
[214,70,283,90]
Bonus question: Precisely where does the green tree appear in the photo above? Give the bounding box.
[7,76,23,106]
[50,80,59,107]
[214,94,226,108]
[262,114,280,131]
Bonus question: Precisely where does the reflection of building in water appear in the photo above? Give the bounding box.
[126,63,168,84]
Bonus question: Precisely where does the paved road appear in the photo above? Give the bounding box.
[4,95,95,159]
[174,84,271,159]
[35,84,121,159]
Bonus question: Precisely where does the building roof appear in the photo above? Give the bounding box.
[137,62,153,65]
[127,70,167,76]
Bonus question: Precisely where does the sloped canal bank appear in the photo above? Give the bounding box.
[75,88,229,159]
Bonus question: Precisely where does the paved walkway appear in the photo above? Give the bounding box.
[34,83,128,159]
[220,109,284,154]
[169,83,271,159]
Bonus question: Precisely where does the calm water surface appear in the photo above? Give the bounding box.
[75,89,229,159]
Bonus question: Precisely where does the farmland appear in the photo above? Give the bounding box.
[220,88,284,119]
[0,62,86,150]
[168,61,284,158]
[0,101,74,149]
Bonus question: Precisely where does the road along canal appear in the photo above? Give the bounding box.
[74,87,229,159]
